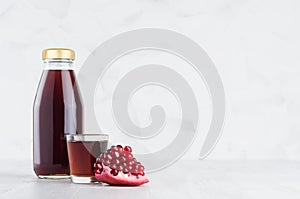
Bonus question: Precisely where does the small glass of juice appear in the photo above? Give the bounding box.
[66,134,108,183]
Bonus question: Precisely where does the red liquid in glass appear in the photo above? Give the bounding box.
[67,141,106,176]
[33,70,83,177]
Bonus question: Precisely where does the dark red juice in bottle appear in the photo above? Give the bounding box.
[33,48,83,178]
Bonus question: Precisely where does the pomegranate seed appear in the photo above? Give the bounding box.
[94,168,103,174]
[129,161,134,166]
[116,145,123,151]
[113,159,120,165]
[95,163,102,169]
[123,168,129,174]
[111,146,118,151]
[111,164,117,170]
[103,160,110,166]
[140,171,145,176]
[116,165,123,171]
[120,156,126,162]
[139,165,144,171]
[124,146,132,152]
[110,169,119,176]
[126,153,133,160]
[113,151,119,158]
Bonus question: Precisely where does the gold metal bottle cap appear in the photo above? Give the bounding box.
[42,48,75,60]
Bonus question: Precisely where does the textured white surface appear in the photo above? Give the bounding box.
[0,0,300,160]
[1,160,300,199]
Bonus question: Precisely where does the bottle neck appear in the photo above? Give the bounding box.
[43,59,74,70]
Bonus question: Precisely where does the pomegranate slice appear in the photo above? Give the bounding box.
[94,145,149,186]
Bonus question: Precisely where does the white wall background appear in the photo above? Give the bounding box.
[0,0,299,161]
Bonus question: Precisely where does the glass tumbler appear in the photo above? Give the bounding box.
[66,134,108,183]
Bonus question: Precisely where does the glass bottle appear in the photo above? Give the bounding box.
[33,48,83,179]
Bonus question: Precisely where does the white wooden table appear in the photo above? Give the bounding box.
[1,160,300,199]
